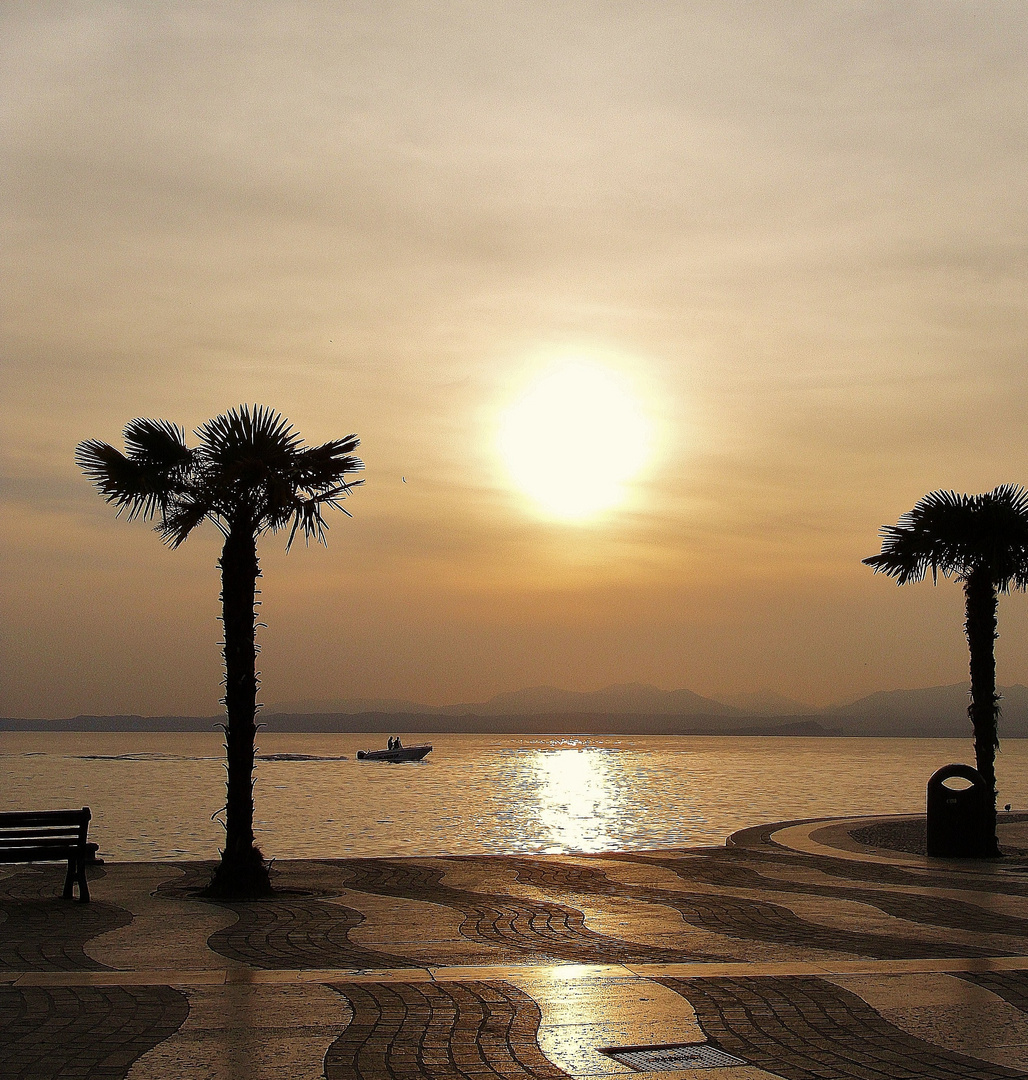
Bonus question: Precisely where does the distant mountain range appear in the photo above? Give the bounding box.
[260,680,1028,737]
[6,681,1027,736]
[270,682,740,717]
[825,682,1028,737]
[717,690,816,716]
[269,680,1028,737]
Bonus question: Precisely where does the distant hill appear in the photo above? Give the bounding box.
[826,683,1028,737]
[266,696,427,715]
[725,718,840,736]
[269,682,740,717]
[450,683,741,716]
[0,715,221,732]
[717,691,815,715]
[0,710,824,735]
[255,712,820,736]
[5,681,1028,736]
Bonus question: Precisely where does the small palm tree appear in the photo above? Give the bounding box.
[77,405,363,896]
[863,485,1028,856]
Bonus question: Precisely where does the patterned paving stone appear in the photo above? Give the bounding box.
[961,970,1028,1014]
[508,973,704,1076]
[154,860,347,899]
[0,984,189,1079]
[717,857,1028,922]
[734,845,1028,899]
[5,837,1028,1079]
[830,973,1028,1071]
[333,888,477,955]
[612,852,1028,943]
[659,974,1028,1079]
[446,856,764,962]
[501,856,992,961]
[145,851,1028,972]
[323,979,569,1080]
[127,982,347,1080]
[85,864,236,971]
[155,861,417,970]
[332,858,721,965]
[205,896,418,970]
[0,868,133,971]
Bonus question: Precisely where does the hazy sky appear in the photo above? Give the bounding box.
[4,1,1028,718]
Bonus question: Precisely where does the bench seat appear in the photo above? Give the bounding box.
[0,808,96,901]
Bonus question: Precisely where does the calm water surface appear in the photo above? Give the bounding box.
[2,732,1026,861]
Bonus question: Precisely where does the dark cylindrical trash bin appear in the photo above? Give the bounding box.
[926,763,990,858]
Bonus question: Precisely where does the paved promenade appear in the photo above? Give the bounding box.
[4,815,1028,1079]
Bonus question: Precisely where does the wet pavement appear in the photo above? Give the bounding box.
[4,815,1028,1079]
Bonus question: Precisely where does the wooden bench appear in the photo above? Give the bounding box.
[0,807,98,902]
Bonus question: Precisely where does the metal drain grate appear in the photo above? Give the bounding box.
[607,1044,747,1071]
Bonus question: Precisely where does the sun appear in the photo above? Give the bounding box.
[497,360,654,521]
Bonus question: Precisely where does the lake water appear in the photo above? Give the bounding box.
[2,732,1026,861]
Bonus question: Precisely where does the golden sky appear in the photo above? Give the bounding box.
[4,2,1028,717]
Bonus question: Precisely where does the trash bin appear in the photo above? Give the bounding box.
[926,763,990,858]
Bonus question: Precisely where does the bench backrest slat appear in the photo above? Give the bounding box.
[0,834,88,845]
[0,844,85,853]
[0,809,90,828]
[0,809,91,852]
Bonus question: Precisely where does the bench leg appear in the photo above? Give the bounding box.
[63,858,76,900]
[63,856,90,901]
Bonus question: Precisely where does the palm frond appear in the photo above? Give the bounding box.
[123,418,191,468]
[286,497,334,549]
[261,474,302,534]
[864,486,1028,589]
[75,439,167,521]
[971,485,1028,591]
[159,496,217,547]
[294,438,364,492]
[286,481,365,547]
[196,405,302,468]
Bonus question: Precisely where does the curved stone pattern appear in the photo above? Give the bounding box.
[659,975,1026,1080]
[151,860,219,899]
[324,980,569,1080]
[499,856,630,896]
[615,851,1028,942]
[127,982,349,1080]
[334,858,719,964]
[738,845,1028,898]
[961,971,1028,1015]
[155,860,416,969]
[507,856,992,960]
[0,869,132,971]
[204,895,418,970]
[0,985,189,1079]
[84,864,237,971]
[157,858,361,900]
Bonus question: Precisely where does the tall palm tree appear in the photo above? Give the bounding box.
[863,485,1028,856]
[77,405,363,896]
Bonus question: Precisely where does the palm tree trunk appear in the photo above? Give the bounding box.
[964,569,1001,856]
[203,524,272,897]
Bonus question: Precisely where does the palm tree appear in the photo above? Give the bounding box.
[76,405,363,896]
[863,485,1028,856]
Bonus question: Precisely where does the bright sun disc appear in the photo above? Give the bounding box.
[498,361,653,521]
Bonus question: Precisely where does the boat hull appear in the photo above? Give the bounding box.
[356,744,432,763]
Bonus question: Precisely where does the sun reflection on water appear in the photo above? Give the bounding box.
[529,745,628,853]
